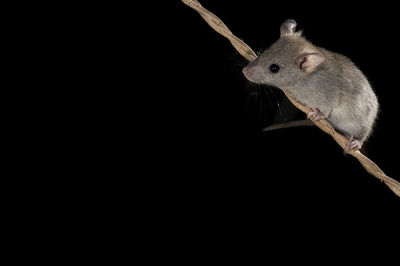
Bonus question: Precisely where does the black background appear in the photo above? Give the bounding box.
[45,0,400,258]
[145,0,400,229]
[10,1,399,259]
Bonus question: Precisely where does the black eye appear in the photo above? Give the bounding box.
[269,64,280,73]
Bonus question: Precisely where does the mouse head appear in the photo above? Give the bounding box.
[242,19,325,89]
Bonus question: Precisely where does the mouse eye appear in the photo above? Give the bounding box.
[269,64,280,73]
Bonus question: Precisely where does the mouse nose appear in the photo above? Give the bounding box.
[243,66,254,80]
[242,66,249,77]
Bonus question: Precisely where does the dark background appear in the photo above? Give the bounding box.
[45,0,399,258]
[117,0,400,239]
[147,0,400,228]
[10,1,398,259]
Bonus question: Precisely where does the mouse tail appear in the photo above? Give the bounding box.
[262,120,314,132]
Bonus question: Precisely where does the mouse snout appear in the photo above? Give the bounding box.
[242,66,248,75]
[242,66,251,79]
[242,65,261,83]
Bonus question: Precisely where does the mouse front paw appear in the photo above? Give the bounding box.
[307,107,326,122]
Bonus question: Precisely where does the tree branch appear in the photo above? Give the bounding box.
[181,0,400,197]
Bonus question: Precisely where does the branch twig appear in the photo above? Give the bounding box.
[182,0,400,197]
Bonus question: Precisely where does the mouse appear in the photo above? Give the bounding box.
[242,19,379,153]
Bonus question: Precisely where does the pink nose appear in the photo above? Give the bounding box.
[242,67,249,78]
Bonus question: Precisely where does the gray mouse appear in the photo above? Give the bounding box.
[242,19,379,152]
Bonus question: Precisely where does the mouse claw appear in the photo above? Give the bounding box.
[344,136,362,153]
[307,107,325,122]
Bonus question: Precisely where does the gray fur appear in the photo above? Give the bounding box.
[242,19,379,144]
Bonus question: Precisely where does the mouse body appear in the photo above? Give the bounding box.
[242,19,379,152]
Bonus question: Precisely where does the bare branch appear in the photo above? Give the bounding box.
[181,0,257,62]
[182,0,400,197]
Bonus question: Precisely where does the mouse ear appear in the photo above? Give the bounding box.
[280,19,297,37]
[296,52,325,72]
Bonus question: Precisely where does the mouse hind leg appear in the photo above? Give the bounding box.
[344,135,363,153]
[328,111,366,153]
[329,124,364,153]
[336,128,364,153]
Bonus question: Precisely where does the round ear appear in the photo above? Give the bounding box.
[296,52,325,73]
[280,19,297,37]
